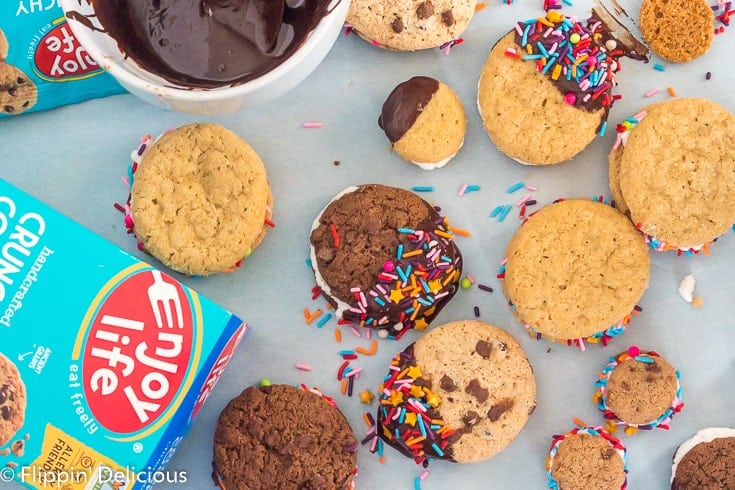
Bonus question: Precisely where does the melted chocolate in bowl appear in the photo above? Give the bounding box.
[88,0,335,88]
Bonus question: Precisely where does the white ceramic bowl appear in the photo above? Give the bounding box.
[60,0,350,115]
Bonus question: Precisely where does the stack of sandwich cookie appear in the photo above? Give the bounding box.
[375,320,536,466]
[594,346,684,435]
[309,184,463,339]
[213,384,358,490]
[608,98,735,255]
[478,11,642,165]
[670,427,735,489]
[123,123,274,276]
[500,199,650,349]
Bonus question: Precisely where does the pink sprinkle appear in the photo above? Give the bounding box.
[515,194,531,207]
[345,367,362,378]
[627,345,641,357]
[500,257,508,266]
[525,184,538,191]
[296,363,312,371]
[350,326,362,338]
[420,470,430,480]
[613,134,623,150]
[303,121,324,128]
[644,87,661,98]
[633,110,648,120]
[371,39,381,46]
[122,176,130,187]
[458,184,468,197]
[467,274,475,283]
[564,93,577,105]
[365,328,372,339]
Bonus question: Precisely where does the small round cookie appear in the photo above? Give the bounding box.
[0,29,8,62]
[594,346,683,433]
[129,123,272,276]
[375,320,537,465]
[0,64,38,115]
[478,12,621,165]
[547,426,628,490]
[346,0,476,51]
[309,184,462,339]
[640,0,714,63]
[213,384,357,489]
[0,353,27,446]
[379,76,466,170]
[501,199,650,348]
[671,427,735,489]
[610,98,735,254]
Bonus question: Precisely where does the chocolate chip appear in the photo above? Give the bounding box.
[16,77,26,84]
[621,381,631,391]
[1,406,11,420]
[462,411,480,426]
[475,340,492,359]
[441,9,455,26]
[0,384,8,404]
[464,379,489,403]
[601,448,615,460]
[8,87,16,96]
[440,374,457,392]
[391,17,404,33]
[487,398,514,422]
[645,360,662,373]
[416,1,434,19]
[4,105,14,113]
[497,341,507,352]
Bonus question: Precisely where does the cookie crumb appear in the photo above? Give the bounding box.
[692,296,704,309]
[333,160,341,166]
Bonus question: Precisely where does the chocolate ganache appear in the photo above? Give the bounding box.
[86,0,335,87]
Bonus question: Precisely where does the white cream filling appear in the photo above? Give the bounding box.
[410,139,464,170]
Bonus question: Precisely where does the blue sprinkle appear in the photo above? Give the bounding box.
[339,350,355,356]
[653,63,665,71]
[414,476,421,490]
[625,117,639,124]
[316,313,332,328]
[561,0,572,5]
[398,227,415,234]
[431,443,444,457]
[498,205,512,222]
[490,205,503,217]
[598,121,608,137]
[305,258,312,267]
[635,355,654,363]
[411,186,435,192]
[374,297,386,307]
[523,54,544,60]
[397,244,404,259]
[536,41,549,58]
[466,185,481,192]
[506,181,524,193]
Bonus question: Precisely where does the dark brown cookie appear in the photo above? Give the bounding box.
[213,384,357,490]
[309,184,462,339]
[671,428,735,489]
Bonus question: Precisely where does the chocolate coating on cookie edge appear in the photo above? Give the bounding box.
[379,76,440,143]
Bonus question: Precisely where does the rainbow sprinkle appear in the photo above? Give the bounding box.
[513,12,624,112]
[594,347,684,432]
[375,345,455,465]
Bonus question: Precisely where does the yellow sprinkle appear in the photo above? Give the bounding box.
[692,296,704,308]
[551,64,562,81]
[537,16,555,27]
[624,426,639,436]
[592,391,602,403]
[401,249,423,258]
[359,389,374,404]
[605,420,618,434]
[434,230,453,240]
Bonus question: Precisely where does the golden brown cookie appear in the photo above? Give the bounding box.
[213,384,357,489]
[0,353,26,446]
[130,123,271,275]
[478,12,622,165]
[547,427,628,490]
[346,0,476,51]
[610,98,735,253]
[379,76,466,170]
[375,320,536,464]
[502,199,650,348]
[0,63,38,115]
[640,0,714,62]
[595,347,683,432]
[671,428,735,489]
